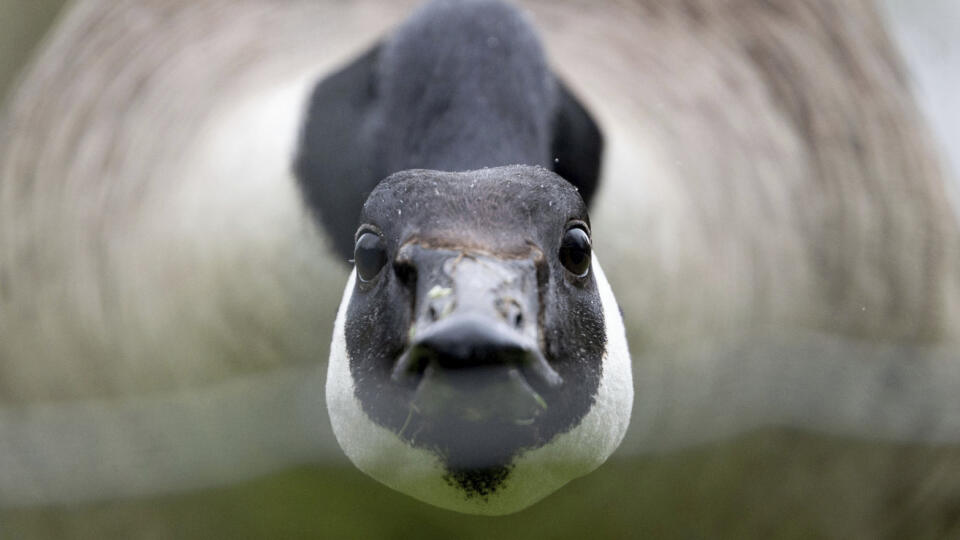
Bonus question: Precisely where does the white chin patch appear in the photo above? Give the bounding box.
[326,256,632,515]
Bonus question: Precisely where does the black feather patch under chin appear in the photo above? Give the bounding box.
[443,465,513,500]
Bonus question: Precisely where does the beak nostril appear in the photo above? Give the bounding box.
[428,305,439,322]
[497,298,525,330]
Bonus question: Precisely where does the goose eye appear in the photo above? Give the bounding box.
[559,226,591,277]
[355,232,387,282]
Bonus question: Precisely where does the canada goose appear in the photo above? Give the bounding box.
[294,0,629,514]
[3,0,960,534]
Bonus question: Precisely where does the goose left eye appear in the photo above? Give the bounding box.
[559,226,591,277]
[355,232,387,282]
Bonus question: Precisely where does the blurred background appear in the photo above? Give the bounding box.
[2,0,960,538]
[0,1,66,103]
[879,0,960,206]
[11,0,956,190]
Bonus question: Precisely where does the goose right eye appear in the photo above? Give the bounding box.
[558,226,591,278]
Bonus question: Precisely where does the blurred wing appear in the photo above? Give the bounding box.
[0,365,338,507]
[0,1,402,505]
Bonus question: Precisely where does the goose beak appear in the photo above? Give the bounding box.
[390,245,561,426]
[392,311,561,424]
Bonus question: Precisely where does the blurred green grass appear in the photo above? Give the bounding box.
[6,428,960,539]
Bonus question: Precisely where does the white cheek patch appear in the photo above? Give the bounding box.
[326,256,633,515]
[326,271,452,506]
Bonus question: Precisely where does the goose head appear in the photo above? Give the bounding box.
[326,166,632,515]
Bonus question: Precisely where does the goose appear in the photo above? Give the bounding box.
[3,0,960,532]
[297,0,629,513]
